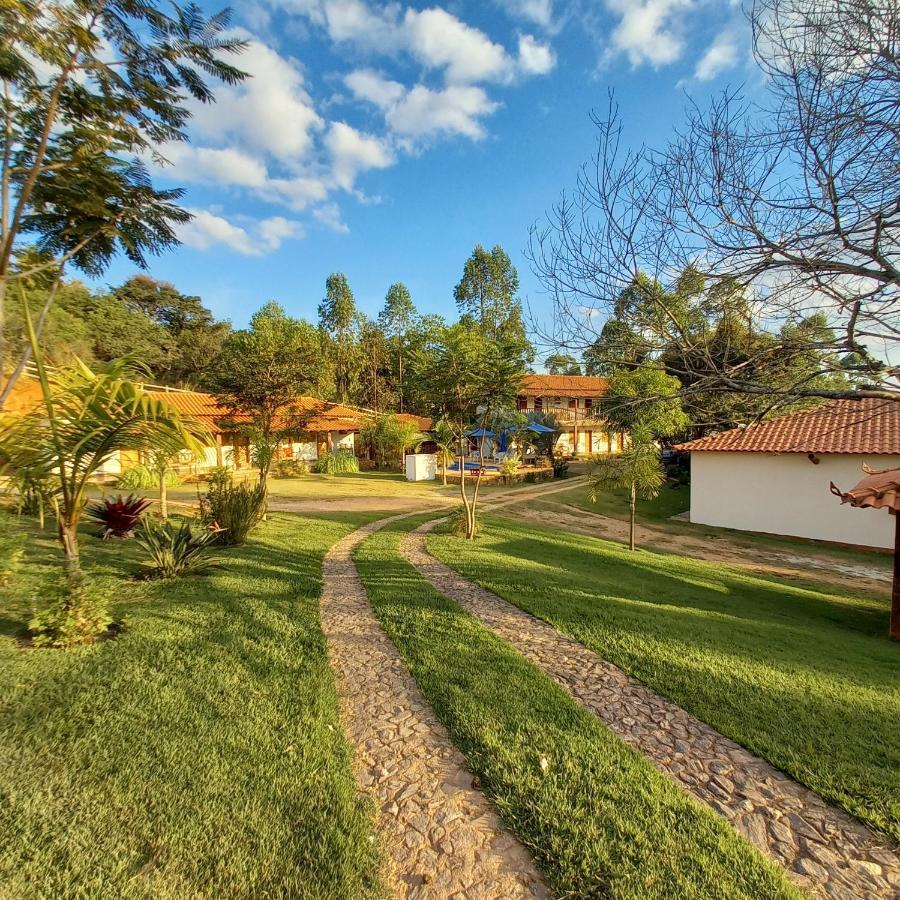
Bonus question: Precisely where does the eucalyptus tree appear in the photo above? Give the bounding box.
[318,273,360,405]
[378,282,416,411]
[0,0,246,405]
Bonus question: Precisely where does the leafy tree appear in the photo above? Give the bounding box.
[211,302,326,500]
[544,353,582,375]
[378,282,417,411]
[319,273,360,404]
[113,275,231,385]
[0,308,205,643]
[413,321,527,539]
[0,0,246,402]
[454,244,532,360]
[360,414,424,470]
[357,316,396,413]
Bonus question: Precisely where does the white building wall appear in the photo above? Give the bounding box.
[689,451,900,549]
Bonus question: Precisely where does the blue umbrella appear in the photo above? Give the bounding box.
[467,428,496,438]
[526,422,556,433]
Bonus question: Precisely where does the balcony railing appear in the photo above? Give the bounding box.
[533,407,606,425]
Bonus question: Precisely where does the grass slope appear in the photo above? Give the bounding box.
[355,523,801,900]
[0,511,383,899]
[427,517,900,840]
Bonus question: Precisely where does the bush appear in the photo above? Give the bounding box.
[205,466,234,491]
[550,455,570,479]
[447,504,481,539]
[313,451,359,474]
[274,458,309,478]
[86,494,153,539]
[117,464,179,491]
[199,479,267,546]
[28,577,111,648]
[136,519,223,579]
[499,454,521,478]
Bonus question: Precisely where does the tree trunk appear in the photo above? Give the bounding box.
[159,471,168,521]
[398,342,403,413]
[891,512,899,642]
[629,481,636,551]
[441,456,447,486]
[59,519,81,591]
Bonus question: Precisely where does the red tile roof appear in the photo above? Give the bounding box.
[677,398,900,455]
[831,466,900,512]
[518,374,609,398]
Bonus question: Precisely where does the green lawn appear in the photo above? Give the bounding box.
[354,522,800,900]
[547,484,894,577]
[427,517,900,841]
[0,511,384,899]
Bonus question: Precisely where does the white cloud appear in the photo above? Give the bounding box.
[496,0,554,29]
[313,201,350,233]
[604,0,693,67]
[694,31,740,81]
[179,210,303,255]
[388,84,500,142]
[162,144,270,188]
[517,34,556,74]
[325,121,395,190]
[344,68,501,143]
[404,7,513,84]
[188,39,323,162]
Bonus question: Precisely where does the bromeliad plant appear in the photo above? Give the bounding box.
[136,519,223,579]
[87,494,154,540]
[0,305,208,643]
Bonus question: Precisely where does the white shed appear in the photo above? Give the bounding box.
[677,399,900,550]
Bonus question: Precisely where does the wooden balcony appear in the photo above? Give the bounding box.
[534,407,607,426]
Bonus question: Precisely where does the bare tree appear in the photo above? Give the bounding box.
[528,0,899,414]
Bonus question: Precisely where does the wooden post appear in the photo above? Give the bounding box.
[892,511,900,642]
[215,433,223,467]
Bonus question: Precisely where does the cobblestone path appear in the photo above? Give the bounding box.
[402,520,900,899]
[320,517,548,899]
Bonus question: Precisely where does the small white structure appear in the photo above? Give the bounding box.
[677,399,900,549]
[406,453,437,482]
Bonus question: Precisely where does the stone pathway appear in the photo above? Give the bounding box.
[402,520,900,899]
[320,516,548,899]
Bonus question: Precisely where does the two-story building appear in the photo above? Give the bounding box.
[516,374,626,456]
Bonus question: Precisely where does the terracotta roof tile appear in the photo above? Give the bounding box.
[831,467,900,512]
[676,398,900,455]
[518,374,609,398]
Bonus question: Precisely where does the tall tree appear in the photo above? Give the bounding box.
[0,0,246,404]
[318,273,359,404]
[528,0,899,407]
[211,303,325,498]
[544,353,582,375]
[378,282,416,411]
[454,244,532,359]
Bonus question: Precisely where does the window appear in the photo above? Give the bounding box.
[534,397,543,411]
[516,397,526,411]
[584,398,593,413]
[568,398,577,409]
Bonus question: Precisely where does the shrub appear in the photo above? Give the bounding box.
[136,519,223,579]
[117,464,179,491]
[29,576,111,648]
[86,494,154,539]
[550,455,569,479]
[447,504,480,539]
[8,465,56,524]
[275,458,309,478]
[205,466,234,491]
[199,479,266,546]
[313,451,359,474]
[499,453,521,478]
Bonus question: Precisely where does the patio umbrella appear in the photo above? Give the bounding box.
[526,422,557,433]
[467,428,496,438]
[830,465,900,641]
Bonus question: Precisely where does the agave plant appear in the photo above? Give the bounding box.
[136,519,223,579]
[86,494,154,540]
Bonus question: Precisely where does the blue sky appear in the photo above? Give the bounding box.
[100,0,760,335]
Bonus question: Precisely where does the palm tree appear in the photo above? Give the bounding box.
[432,417,457,486]
[1,308,207,595]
